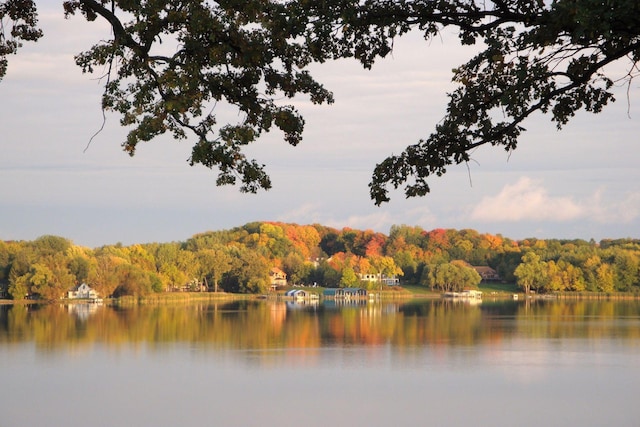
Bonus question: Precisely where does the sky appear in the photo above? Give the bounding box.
[1,2,639,248]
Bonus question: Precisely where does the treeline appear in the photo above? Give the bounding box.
[0,222,639,300]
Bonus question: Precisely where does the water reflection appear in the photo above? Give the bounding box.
[1,300,639,427]
[1,299,639,353]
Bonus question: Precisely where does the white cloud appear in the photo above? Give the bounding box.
[586,189,640,224]
[471,177,640,225]
[326,206,438,232]
[277,203,325,224]
[401,206,439,228]
[338,211,397,231]
[471,177,584,222]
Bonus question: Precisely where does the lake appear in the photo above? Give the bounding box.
[1,298,639,427]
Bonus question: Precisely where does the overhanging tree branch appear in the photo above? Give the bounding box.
[3,1,639,202]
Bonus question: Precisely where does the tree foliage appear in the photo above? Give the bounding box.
[2,1,638,201]
[364,0,640,203]
[424,260,481,292]
[1,224,640,298]
[514,251,548,294]
[0,0,42,81]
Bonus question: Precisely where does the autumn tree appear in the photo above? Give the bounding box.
[281,223,322,260]
[546,260,586,293]
[89,254,124,298]
[28,254,75,300]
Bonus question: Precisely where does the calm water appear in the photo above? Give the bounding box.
[1,299,639,427]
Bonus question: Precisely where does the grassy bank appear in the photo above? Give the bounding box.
[111,292,253,306]
[478,282,519,295]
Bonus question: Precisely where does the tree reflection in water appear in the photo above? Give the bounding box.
[1,299,639,352]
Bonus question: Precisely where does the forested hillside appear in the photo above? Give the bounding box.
[1,223,639,300]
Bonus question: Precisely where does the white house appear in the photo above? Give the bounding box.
[358,273,400,286]
[67,283,100,300]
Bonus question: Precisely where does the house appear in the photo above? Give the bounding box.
[358,273,400,286]
[67,283,100,301]
[472,266,501,281]
[269,267,287,290]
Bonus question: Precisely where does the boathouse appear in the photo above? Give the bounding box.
[323,287,368,299]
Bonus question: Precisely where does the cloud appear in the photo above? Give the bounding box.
[277,203,325,224]
[274,201,440,235]
[586,189,640,224]
[470,177,584,222]
[328,206,438,232]
[471,177,640,225]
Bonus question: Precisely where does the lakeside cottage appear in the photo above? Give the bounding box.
[358,273,400,286]
[471,266,501,281]
[269,267,287,290]
[67,283,101,301]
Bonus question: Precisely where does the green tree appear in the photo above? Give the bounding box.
[339,267,360,288]
[596,263,615,293]
[31,235,71,257]
[545,261,565,293]
[89,254,124,298]
[221,248,270,294]
[68,255,91,284]
[160,264,186,292]
[612,251,639,291]
[548,260,586,293]
[113,263,154,297]
[197,247,233,292]
[7,246,35,296]
[368,255,403,289]
[7,274,28,300]
[282,252,314,286]
[514,252,548,294]
[0,241,11,285]
[28,254,75,300]
[582,255,603,292]
[425,261,481,292]
[0,0,41,82]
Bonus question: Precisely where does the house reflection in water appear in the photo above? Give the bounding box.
[66,302,102,321]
